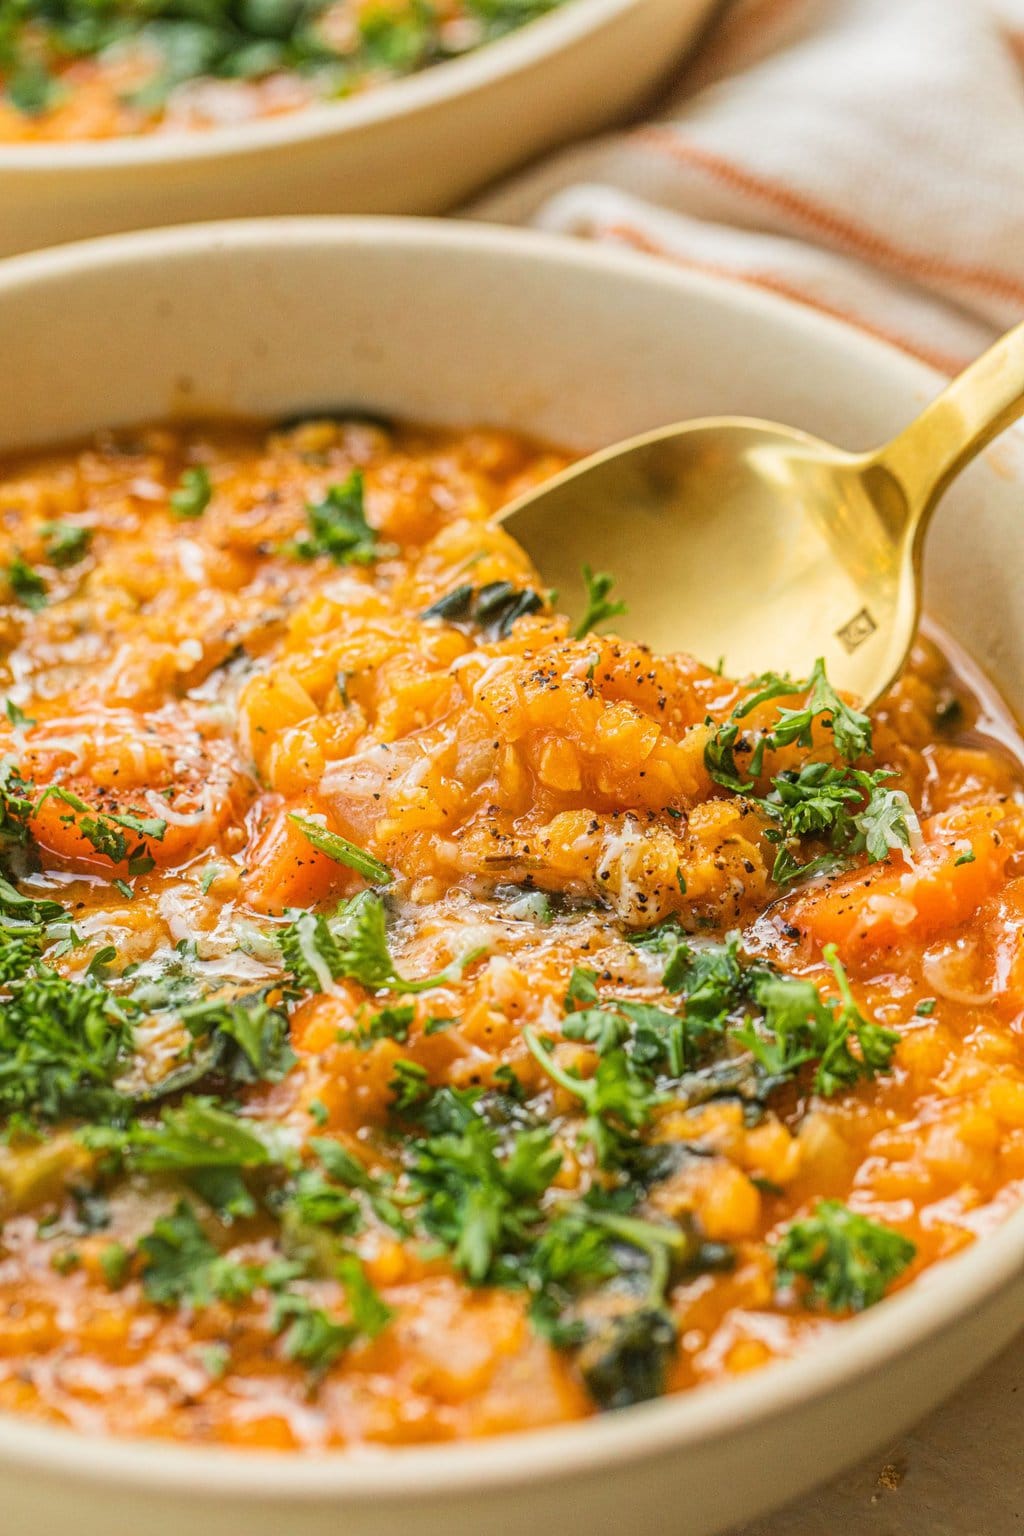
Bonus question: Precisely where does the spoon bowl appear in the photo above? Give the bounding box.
[502,319,1024,702]
[502,417,916,696]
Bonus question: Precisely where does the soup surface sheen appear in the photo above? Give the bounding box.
[0,417,1022,1450]
[0,0,567,141]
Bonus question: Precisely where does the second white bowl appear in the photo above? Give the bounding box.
[0,0,715,257]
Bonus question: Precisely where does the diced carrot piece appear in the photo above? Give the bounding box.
[29,778,226,874]
[788,805,1011,954]
[237,669,318,778]
[30,793,117,870]
[240,798,353,916]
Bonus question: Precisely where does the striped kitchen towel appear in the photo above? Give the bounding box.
[469,0,1024,374]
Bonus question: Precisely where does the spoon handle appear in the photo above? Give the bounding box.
[874,318,1024,528]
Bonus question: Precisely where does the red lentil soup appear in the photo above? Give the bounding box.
[0,0,570,142]
[0,415,1022,1450]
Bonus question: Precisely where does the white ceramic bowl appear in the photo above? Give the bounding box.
[0,218,1022,1536]
[0,0,716,258]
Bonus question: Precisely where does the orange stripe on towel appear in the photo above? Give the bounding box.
[603,220,967,375]
[703,0,815,57]
[635,129,1024,310]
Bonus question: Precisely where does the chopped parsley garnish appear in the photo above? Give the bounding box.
[199,1342,230,1379]
[99,1241,131,1290]
[627,927,897,1102]
[172,992,297,1089]
[630,926,749,1025]
[760,764,920,885]
[773,1200,915,1311]
[408,1110,561,1284]
[34,786,167,875]
[738,658,873,765]
[85,1096,284,1177]
[84,1095,286,1222]
[276,1254,392,1373]
[310,1136,408,1234]
[853,774,920,860]
[4,699,34,728]
[133,1190,393,1376]
[420,580,545,640]
[0,922,42,986]
[290,471,380,566]
[357,4,433,69]
[0,964,134,1126]
[573,565,626,640]
[170,466,212,519]
[564,964,599,1007]
[288,812,393,885]
[560,969,689,1078]
[287,1169,361,1235]
[423,1014,455,1036]
[0,872,65,928]
[466,0,568,30]
[703,659,918,886]
[6,556,47,611]
[340,1002,415,1050]
[708,657,872,791]
[524,1029,651,1168]
[734,945,899,1097]
[388,1057,430,1111]
[121,1183,392,1375]
[40,521,92,566]
[271,1291,357,1373]
[279,891,484,995]
[138,1201,262,1307]
[0,759,37,873]
[5,61,61,115]
[85,944,117,980]
[392,1082,690,1405]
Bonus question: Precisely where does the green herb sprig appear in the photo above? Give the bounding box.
[573,565,627,640]
[774,1199,915,1311]
[288,812,393,885]
[290,472,381,566]
[279,891,484,996]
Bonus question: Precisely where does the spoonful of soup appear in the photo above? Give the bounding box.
[500,321,1024,703]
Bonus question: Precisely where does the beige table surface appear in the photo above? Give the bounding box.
[733,1333,1023,1536]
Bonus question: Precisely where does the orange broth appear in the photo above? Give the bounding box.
[0,415,1022,1449]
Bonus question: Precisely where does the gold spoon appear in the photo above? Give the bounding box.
[500,323,1024,703]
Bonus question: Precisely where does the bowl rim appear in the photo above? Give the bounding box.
[0,214,1021,1501]
[0,0,654,173]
